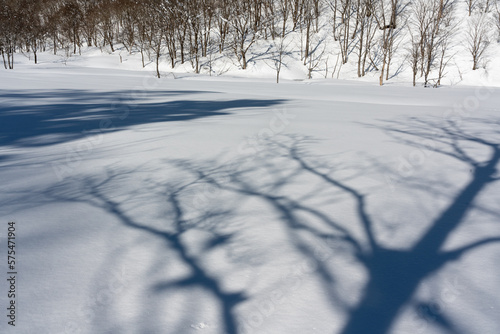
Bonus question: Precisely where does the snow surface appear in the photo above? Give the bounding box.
[1,61,500,334]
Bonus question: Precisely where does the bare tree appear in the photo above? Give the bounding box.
[97,0,116,52]
[479,0,493,12]
[143,0,168,78]
[305,43,325,79]
[135,4,151,68]
[230,0,259,70]
[436,36,454,85]
[371,0,401,85]
[494,1,500,40]
[186,0,203,73]
[302,0,317,65]
[466,13,491,70]
[267,35,292,82]
[407,0,456,86]
[407,30,421,86]
[44,0,62,56]
[355,0,377,77]
[0,0,22,69]
[19,0,45,64]
[164,12,178,69]
[278,0,291,37]
[335,0,354,64]
[116,0,139,53]
[80,0,100,48]
[465,0,480,15]
[291,0,304,30]
[214,0,231,53]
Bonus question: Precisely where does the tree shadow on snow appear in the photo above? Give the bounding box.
[5,115,500,333]
[170,116,500,333]
[28,164,247,333]
[334,116,500,334]
[0,88,284,149]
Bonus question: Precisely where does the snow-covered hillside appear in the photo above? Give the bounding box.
[2,0,500,87]
[1,63,499,334]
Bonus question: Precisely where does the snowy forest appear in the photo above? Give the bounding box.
[0,0,499,85]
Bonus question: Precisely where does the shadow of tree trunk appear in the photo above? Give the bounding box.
[338,118,500,333]
[178,117,500,334]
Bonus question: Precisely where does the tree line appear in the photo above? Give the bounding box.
[0,0,498,85]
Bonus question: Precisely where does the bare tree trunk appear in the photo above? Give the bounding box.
[156,47,161,78]
[1,51,7,69]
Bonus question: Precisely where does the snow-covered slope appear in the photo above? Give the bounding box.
[6,1,500,88]
[1,65,499,334]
